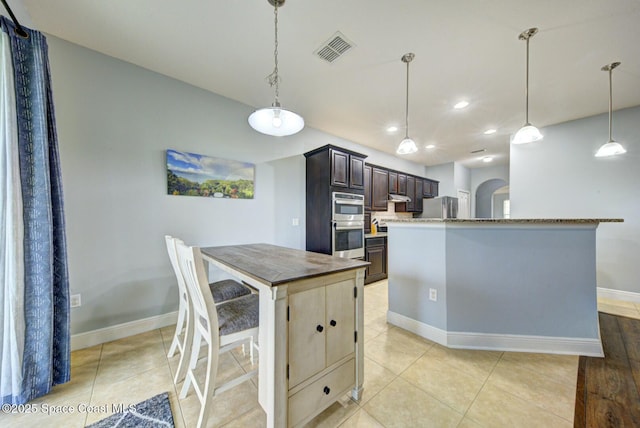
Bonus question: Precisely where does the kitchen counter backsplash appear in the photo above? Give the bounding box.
[371,201,413,228]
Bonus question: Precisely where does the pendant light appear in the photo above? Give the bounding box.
[396,53,418,155]
[595,62,626,157]
[512,28,543,145]
[248,0,304,136]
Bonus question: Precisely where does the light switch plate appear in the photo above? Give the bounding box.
[71,294,82,308]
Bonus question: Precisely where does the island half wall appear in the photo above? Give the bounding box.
[385,218,623,356]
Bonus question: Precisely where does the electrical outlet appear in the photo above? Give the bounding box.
[70,294,82,308]
[429,288,437,302]
[292,218,299,226]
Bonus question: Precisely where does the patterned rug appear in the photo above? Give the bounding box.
[86,392,175,427]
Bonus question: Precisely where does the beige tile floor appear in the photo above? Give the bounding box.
[2,280,638,427]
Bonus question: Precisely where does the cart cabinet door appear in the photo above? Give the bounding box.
[325,279,356,366]
[288,287,326,387]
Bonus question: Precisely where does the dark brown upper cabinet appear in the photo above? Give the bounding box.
[371,167,389,211]
[431,181,439,197]
[388,171,398,194]
[364,165,372,210]
[415,179,424,212]
[349,156,365,190]
[330,147,365,190]
[330,150,349,187]
[398,174,407,196]
[363,162,439,214]
[397,175,430,213]
[406,176,416,211]
[305,145,367,194]
[422,179,439,198]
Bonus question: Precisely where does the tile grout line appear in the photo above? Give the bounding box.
[388,342,472,422]
[497,353,580,422]
[478,354,577,424]
[457,350,504,427]
[84,343,104,427]
[357,322,433,427]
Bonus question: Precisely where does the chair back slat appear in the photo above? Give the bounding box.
[176,242,220,346]
[165,236,189,304]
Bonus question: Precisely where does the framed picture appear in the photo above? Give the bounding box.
[166,149,254,199]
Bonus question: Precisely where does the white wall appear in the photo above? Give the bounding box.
[46,36,432,334]
[470,164,509,217]
[454,162,471,194]
[426,161,472,199]
[426,162,456,197]
[511,106,640,293]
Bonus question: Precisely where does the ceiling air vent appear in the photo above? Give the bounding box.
[314,32,354,63]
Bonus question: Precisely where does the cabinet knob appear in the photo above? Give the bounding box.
[330,319,337,327]
[316,325,324,333]
[323,386,331,395]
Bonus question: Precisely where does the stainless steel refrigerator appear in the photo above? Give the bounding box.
[419,196,458,219]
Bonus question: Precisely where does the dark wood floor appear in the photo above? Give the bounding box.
[574,312,640,427]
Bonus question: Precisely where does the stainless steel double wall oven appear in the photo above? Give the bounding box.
[331,192,365,258]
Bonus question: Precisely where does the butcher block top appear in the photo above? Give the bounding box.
[200,243,369,287]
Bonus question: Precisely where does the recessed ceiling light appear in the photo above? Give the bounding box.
[484,128,497,135]
[454,101,469,109]
[386,126,398,133]
[482,156,493,163]
[425,144,436,149]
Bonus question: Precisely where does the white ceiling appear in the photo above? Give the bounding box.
[22,0,640,167]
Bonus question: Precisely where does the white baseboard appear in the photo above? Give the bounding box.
[71,311,178,351]
[387,311,448,346]
[446,332,603,357]
[387,310,603,357]
[597,287,640,304]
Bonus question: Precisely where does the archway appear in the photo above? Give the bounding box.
[475,178,508,218]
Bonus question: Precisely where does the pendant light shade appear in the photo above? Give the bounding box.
[513,124,543,144]
[248,0,304,137]
[512,28,543,145]
[397,53,417,155]
[248,104,305,137]
[595,62,626,157]
[595,141,626,157]
[397,137,418,155]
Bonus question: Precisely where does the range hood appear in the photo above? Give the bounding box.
[388,194,411,203]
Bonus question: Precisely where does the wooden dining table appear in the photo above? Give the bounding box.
[200,243,369,428]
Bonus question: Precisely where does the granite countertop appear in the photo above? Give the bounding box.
[385,218,624,224]
[201,243,369,286]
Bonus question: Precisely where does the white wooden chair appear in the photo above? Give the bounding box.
[164,235,252,384]
[176,241,259,428]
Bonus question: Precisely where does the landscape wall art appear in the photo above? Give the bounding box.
[166,149,254,199]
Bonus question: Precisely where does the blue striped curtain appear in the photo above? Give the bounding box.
[0,16,70,404]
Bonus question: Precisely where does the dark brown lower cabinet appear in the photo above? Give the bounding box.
[365,237,387,284]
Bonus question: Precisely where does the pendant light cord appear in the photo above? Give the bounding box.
[267,1,280,105]
[608,67,613,142]
[405,58,410,139]
[524,36,530,125]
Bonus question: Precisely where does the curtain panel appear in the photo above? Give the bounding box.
[0,16,70,405]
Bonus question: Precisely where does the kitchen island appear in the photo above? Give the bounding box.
[200,244,368,428]
[385,218,623,356]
